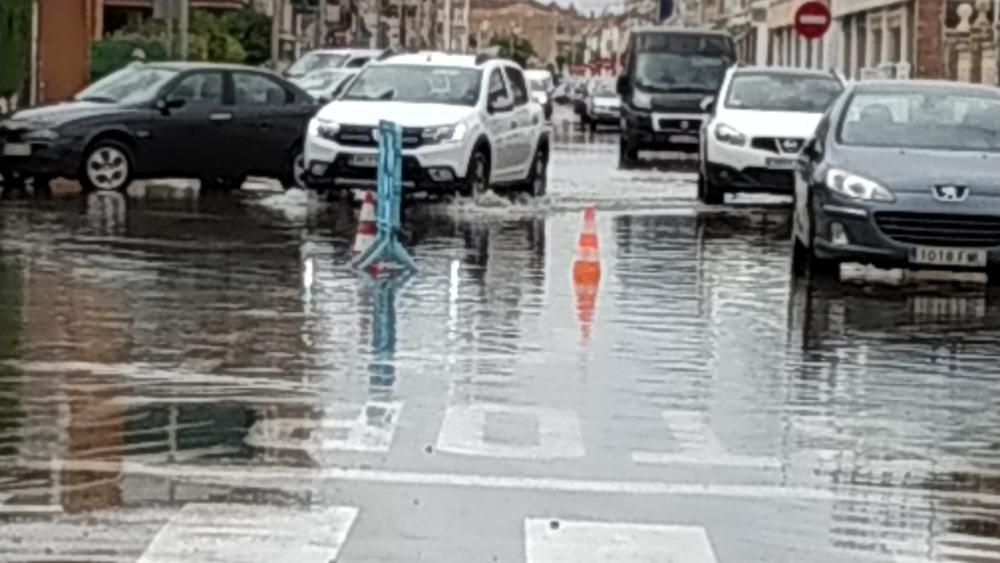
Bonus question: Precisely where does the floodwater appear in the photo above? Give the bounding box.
[1,124,1000,562]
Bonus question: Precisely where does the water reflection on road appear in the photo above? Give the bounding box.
[0,146,999,562]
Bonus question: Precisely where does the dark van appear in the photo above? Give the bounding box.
[616,28,737,167]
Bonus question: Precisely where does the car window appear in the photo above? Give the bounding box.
[488,69,509,103]
[503,66,529,106]
[167,72,224,106]
[345,57,371,68]
[725,73,842,113]
[234,73,290,106]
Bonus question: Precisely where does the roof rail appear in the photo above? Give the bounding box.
[829,66,847,82]
[376,48,396,61]
[474,53,495,66]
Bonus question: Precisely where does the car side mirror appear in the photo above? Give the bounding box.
[699,96,715,112]
[156,98,186,114]
[616,75,629,97]
[489,95,513,113]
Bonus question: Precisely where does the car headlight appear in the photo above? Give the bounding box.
[632,90,652,110]
[308,118,339,141]
[714,123,746,147]
[23,128,59,141]
[826,169,895,202]
[422,123,466,144]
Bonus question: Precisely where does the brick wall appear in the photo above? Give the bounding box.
[915,0,946,78]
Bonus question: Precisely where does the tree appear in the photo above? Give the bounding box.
[221,9,272,65]
[189,10,247,63]
[0,0,31,100]
[489,35,536,68]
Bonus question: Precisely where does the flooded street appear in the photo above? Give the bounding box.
[2,122,1000,562]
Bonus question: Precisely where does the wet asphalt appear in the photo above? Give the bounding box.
[1,108,1000,562]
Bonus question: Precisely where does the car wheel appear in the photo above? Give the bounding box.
[792,204,839,278]
[462,149,490,199]
[619,138,638,169]
[284,146,306,191]
[80,140,134,193]
[525,146,548,198]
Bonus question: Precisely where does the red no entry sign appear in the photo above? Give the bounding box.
[795,1,832,40]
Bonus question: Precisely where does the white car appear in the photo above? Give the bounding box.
[304,52,550,198]
[285,48,383,80]
[698,66,846,205]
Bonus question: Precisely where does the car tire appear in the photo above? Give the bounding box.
[283,145,306,191]
[80,140,134,193]
[697,172,723,205]
[462,149,490,199]
[619,138,638,169]
[792,206,839,278]
[525,145,548,198]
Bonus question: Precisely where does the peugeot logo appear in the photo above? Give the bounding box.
[933,184,969,202]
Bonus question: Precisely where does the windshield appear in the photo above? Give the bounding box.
[725,73,843,112]
[75,66,178,104]
[342,65,482,106]
[839,91,1000,151]
[287,52,348,76]
[635,53,729,93]
[591,80,617,97]
[294,70,353,93]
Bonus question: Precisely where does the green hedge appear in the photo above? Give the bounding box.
[0,0,31,97]
[91,39,169,81]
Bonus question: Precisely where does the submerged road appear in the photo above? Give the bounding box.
[1,114,1000,562]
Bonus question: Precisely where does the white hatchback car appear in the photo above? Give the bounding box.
[303,52,550,198]
[698,66,846,204]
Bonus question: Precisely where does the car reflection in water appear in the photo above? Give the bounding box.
[786,274,1000,562]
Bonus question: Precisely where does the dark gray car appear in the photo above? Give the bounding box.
[793,79,1000,278]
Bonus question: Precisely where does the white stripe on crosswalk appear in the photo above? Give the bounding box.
[135,503,358,563]
[525,518,719,562]
[437,404,585,460]
[632,411,781,469]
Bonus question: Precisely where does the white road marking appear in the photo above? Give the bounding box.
[632,411,782,470]
[436,403,585,460]
[21,458,842,501]
[244,401,403,453]
[135,503,358,563]
[525,518,718,562]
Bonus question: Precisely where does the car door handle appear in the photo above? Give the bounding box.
[209,113,233,122]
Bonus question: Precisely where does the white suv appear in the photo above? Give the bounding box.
[698,66,846,205]
[303,52,550,198]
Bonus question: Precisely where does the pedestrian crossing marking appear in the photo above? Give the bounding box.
[632,411,782,469]
[320,400,403,452]
[135,503,358,563]
[437,404,585,460]
[525,518,719,562]
[244,400,403,453]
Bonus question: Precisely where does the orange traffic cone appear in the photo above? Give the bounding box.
[353,191,377,257]
[572,206,601,343]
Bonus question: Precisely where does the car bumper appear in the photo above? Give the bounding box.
[621,109,703,154]
[587,109,621,124]
[704,140,798,194]
[303,135,470,192]
[811,191,1000,270]
[0,138,82,179]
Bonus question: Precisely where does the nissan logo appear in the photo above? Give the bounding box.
[933,184,969,202]
[679,121,689,130]
[782,139,800,151]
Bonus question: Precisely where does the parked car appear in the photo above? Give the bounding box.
[582,78,622,132]
[285,49,383,80]
[290,68,361,103]
[698,65,845,204]
[0,62,317,192]
[303,52,550,198]
[571,79,591,124]
[792,79,1000,277]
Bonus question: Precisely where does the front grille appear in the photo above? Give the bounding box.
[875,211,1000,247]
[0,127,26,143]
[335,125,423,148]
[658,118,701,132]
[751,137,805,154]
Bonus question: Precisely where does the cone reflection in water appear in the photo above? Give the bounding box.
[573,206,601,344]
[353,191,377,257]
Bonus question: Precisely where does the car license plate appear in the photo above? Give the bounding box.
[909,246,987,267]
[766,157,796,170]
[2,143,30,157]
[669,134,698,144]
[910,295,986,320]
[350,154,378,167]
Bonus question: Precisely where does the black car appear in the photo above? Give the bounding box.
[793,79,1000,277]
[0,62,318,193]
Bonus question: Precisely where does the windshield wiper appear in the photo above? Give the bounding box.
[76,95,118,103]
